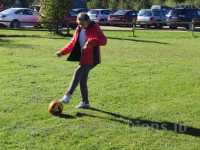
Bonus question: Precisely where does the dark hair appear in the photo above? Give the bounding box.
[77,13,90,22]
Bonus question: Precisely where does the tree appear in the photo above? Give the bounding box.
[123,0,135,9]
[0,0,34,7]
[175,0,186,4]
[87,0,104,8]
[40,0,72,34]
[108,0,118,9]
[20,0,34,7]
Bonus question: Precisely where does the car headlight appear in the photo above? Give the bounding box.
[2,15,7,18]
[0,14,7,18]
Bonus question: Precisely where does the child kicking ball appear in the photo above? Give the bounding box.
[56,13,107,109]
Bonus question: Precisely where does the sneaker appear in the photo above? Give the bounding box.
[75,102,90,109]
[60,94,71,104]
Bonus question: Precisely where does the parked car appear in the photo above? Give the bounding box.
[87,9,112,25]
[0,8,39,28]
[151,5,172,16]
[63,10,78,29]
[137,9,166,28]
[166,7,200,29]
[72,8,88,14]
[108,9,137,27]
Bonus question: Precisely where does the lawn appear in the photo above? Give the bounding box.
[0,28,200,150]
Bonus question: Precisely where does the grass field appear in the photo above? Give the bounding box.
[1,29,200,150]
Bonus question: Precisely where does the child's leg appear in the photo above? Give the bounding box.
[80,65,96,104]
[62,65,96,104]
[80,69,89,104]
[61,65,84,103]
[66,65,84,96]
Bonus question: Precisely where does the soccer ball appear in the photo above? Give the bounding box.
[48,100,63,115]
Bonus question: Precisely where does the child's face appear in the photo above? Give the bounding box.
[77,19,89,29]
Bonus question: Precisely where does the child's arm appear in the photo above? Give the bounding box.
[56,29,79,57]
[84,24,107,49]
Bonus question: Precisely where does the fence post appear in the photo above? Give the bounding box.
[191,19,195,38]
[132,23,136,37]
[66,25,70,36]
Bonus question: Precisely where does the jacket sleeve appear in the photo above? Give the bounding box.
[87,24,107,48]
[59,29,78,55]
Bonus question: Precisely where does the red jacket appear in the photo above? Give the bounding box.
[59,22,107,65]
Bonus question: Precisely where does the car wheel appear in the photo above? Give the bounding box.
[140,24,145,28]
[169,25,177,29]
[185,25,190,30]
[127,23,133,27]
[99,19,105,25]
[156,24,163,29]
[145,24,150,28]
[10,20,20,28]
[70,25,77,29]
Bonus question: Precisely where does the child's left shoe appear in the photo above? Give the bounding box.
[75,102,90,109]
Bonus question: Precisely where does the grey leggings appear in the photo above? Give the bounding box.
[66,64,96,104]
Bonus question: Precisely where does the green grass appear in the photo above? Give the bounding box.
[0,29,200,150]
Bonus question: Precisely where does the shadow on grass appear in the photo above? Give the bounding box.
[107,36,169,45]
[1,34,168,44]
[0,34,70,39]
[56,107,200,138]
[0,37,38,49]
[86,107,200,137]
[0,38,11,42]
[0,42,35,49]
[0,38,15,48]
[54,113,76,119]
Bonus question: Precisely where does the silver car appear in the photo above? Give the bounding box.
[0,8,39,28]
[137,9,166,28]
[87,9,112,24]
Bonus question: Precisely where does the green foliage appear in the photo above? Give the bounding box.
[87,0,105,9]
[20,0,34,7]
[108,0,119,9]
[40,0,72,34]
[0,0,14,7]
[0,0,34,7]
[123,0,136,9]
[86,0,200,10]
[135,0,153,9]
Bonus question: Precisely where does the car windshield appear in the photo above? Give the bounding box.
[163,9,171,15]
[171,9,185,16]
[132,12,137,15]
[166,10,172,17]
[69,10,77,16]
[152,10,161,16]
[113,10,127,15]
[198,10,200,16]
[0,8,15,14]
[88,10,98,14]
[138,10,152,16]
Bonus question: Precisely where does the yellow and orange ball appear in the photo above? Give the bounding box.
[48,100,63,115]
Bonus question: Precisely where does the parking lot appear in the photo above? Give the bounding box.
[0,5,200,32]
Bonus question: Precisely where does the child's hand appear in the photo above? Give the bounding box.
[83,41,89,50]
[56,51,62,57]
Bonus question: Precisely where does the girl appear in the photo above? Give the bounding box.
[56,13,107,109]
